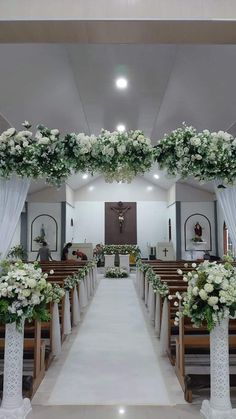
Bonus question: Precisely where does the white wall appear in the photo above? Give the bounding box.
[27,202,61,260]
[137,201,167,257]
[74,201,104,245]
[181,201,215,260]
[74,176,167,202]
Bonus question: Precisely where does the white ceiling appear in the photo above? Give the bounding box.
[1,43,235,192]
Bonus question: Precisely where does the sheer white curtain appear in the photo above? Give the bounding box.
[0,176,30,260]
[215,183,236,251]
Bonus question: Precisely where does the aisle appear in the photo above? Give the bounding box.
[34,278,179,405]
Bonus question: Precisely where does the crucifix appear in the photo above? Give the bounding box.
[163,248,168,257]
[111,201,131,233]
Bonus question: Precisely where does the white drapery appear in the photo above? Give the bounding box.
[0,176,30,260]
[215,183,236,250]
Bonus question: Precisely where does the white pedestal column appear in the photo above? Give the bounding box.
[201,317,236,419]
[0,322,32,419]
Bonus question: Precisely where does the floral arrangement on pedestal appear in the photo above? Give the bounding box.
[105,267,129,278]
[0,261,52,328]
[155,124,236,185]
[174,257,236,331]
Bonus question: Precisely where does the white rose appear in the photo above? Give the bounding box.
[199,289,208,300]
[195,154,202,160]
[214,276,223,284]
[192,287,199,296]
[27,278,36,288]
[192,263,197,268]
[5,127,16,137]
[23,141,29,147]
[51,129,59,136]
[117,145,126,154]
[50,270,54,275]
[208,296,219,306]
[204,283,214,293]
[38,137,49,145]
[177,269,183,275]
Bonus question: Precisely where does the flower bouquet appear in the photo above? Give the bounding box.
[105,267,129,278]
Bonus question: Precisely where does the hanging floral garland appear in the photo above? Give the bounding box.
[0,124,155,184]
[155,124,236,185]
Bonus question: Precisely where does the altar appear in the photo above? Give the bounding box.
[156,242,175,261]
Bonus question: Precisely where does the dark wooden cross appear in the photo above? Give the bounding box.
[163,248,168,257]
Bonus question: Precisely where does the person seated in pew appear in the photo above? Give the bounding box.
[36,241,53,262]
[61,242,72,261]
[72,249,88,260]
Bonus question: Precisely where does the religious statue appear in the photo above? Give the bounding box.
[111,201,131,233]
[40,223,46,240]
[194,222,202,238]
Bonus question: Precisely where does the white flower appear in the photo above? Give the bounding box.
[192,263,197,268]
[204,283,214,293]
[117,145,126,154]
[208,296,219,306]
[38,137,49,145]
[177,269,183,275]
[5,128,16,137]
[50,270,54,275]
[192,287,199,296]
[51,129,59,136]
[199,289,208,300]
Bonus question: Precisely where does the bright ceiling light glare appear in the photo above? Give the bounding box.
[147,186,153,191]
[118,407,126,415]
[82,174,88,180]
[116,77,128,89]
[153,174,160,179]
[88,186,94,191]
[117,124,126,133]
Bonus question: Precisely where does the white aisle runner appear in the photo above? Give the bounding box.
[35,278,172,405]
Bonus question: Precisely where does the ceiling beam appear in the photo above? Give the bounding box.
[1,20,236,44]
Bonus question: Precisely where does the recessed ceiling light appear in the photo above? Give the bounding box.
[118,407,126,415]
[116,78,128,89]
[153,174,159,179]
[147,186,153,191]
[82,174,88,180]
[88,186,94,191]
[117,124,126,133]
